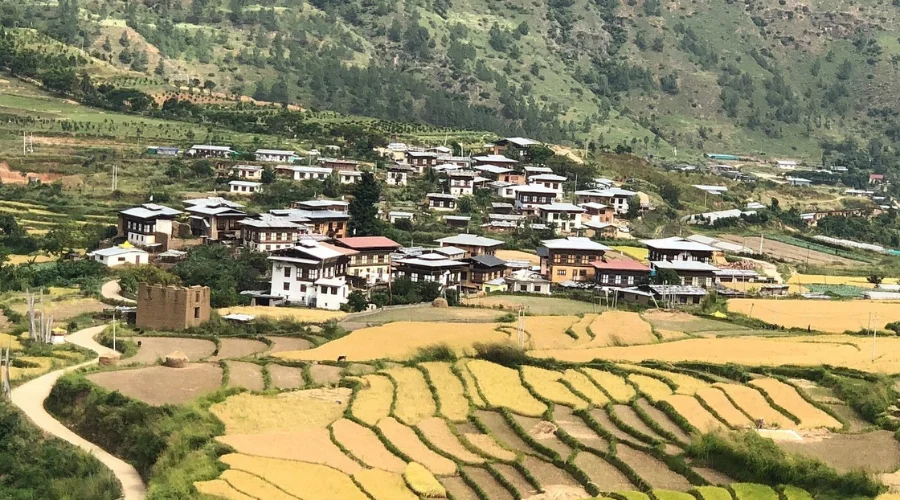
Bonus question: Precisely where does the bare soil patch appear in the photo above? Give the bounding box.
[210,338,268,360]
[612,404,666,442]
[0,162,63,184]
[588,408,641,445]
[520,456,582,490]
[266,336,313,354]
[512,414,572,458]
[87,363,222,405]
[463,466,514,500]
[720,234,859,266]
[226,361,265,391]
[824,403,870,432]
[616,443,692,490]
[309,364,343,386]
[553,406,608,451]
[475,410,535,455]
[124,337,216,365]
[492,463,538,497]
[439,476,479,500]
[573,452,635,490]
[267,364,304,390]
[778,430,900,473]
[692,466,733,486]
[635,399,692,443]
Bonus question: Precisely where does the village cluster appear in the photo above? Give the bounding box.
[91,138,784,311]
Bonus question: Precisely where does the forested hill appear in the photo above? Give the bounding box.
[5,0,900,158]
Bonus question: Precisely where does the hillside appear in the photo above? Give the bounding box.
[5,0,900,160]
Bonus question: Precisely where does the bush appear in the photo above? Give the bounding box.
[411,343,457,363]
[472,341,528,367]
[686,431,883,497]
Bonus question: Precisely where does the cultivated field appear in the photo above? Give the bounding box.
[727,299,900,333]
[87,364,223,405]
[719,235,862,267]
[217,306,346,323]
[461,296,600,314]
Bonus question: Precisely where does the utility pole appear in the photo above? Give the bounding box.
[873,313,878,361]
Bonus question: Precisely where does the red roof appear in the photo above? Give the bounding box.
[336,236,401,250]
[870,174,885,179]
[591,259,650,271]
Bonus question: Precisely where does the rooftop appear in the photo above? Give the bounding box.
[530,174,568,182]
[239,216,303,229]
[473,155,519,164]
[650,260,720,272]
[436,234,505,248]
[513,184,558,194]
[228,180,262,187]
[120,203,182,219]
[256,149,296,155]
[469,254,507,267]
[641,237,717,252]
[591,259,650,271]
[540,237,611,251]
[183,197,244,209]
[89,245,149,257]
[498,137,540,146]
[538,203,585,212]
[336,236,401,250]
[395,257,467,268]
[190,144,233,151]
[474,164,513,174]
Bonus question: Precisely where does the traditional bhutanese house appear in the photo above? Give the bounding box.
[579,202,614,225]
[490,137,541,157]
[232,164,263,181]
[255,149,298,163]
[463,254,508,291]
[339,170,363,184]
[491,202,514,214]
[442,156,473,168]
[443,215,471,229]
[592,259,650,288]
[426,193,458,211]
[583,221,618,239]
[268,240,356,310]
[618,284,707,307]
[432,163,462,175]
[292,199,350,214]
[228,180,262,195]
[387,164,413,186]
[650,259,719,288]
[117,203,183,249]
[277,165,333,181]
[183,197,247,241]
[505,269,551,294]
[528,174,567,200]
[513,184,558,215]
[491,181,518,199]
[474,164,513,181]
[334,236,401,286]
[446,170,477,196]
[239,215,306,252]
[405,151,441,171]
[482,277,508,293]
[319,158,360,172]
[187,144,234,158]
[391,253,468,292]
[472,154,519,168]
[88,243,149,268]
[538,236,610,284]
[433,246,467,260]
[388,211,414,224]
[523,166,553,180]
[435,234,504,258]
[575,188,637,215]
[537,203,585,235]
[269,208,349,238]
[641,236,716,263]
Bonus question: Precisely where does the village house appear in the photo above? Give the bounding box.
[523,166,553,179]
[405,151,441,170]
[505,269,551,294]
[574,188,636,215]
[870,173,886,185]
[528,174,567,200]
[187,145,234,158]
[592,259,650,288]
[491,202,515,214]
[426,193,458,211]
[682,209,756,226]
[118,203,183,249]
[268,240,357,310]
[538,203,585,234]
[183,197,247,242]
[472,154,519,168]
[292,199,350,213]
[473,164,513,181]
[446,170,477,196]
[146,146,179,156]
[583,221,618,239]
[618,284,707,307]
[270,208,350,238]
[538,237,610,284]
[339,170,363,184]
[443,215,471,229]
[392,253,468,292]
[693,185,728,195]
[433,246,467,260]
[136,284,211,330]
[255,149,298,163]
[319,158,360,172]
[579,202,614,225]
[463,254,508,291]
[228,180,262,195]
[490,181,517,199]
[232,165,263,181]
[432,163,461,175]
[239,215,305,252]
[277,165,333,181]
[334,236,401,286]
[642,237,716,263]
[435,234,504,258]
[786,176,812,187]
[388,211,414,224]
[650,260,719,288]
[490,137,540,157]
[776,160,798,170]
[513,184,558,214]
[844,189,875,198]
[386,164,413,186]
[88,243,149,267]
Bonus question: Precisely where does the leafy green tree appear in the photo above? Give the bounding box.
[658,180,681,208]
[119,30,130,47]
[102,36,112,52]
[154,59,165,76]
[349,172,382,236]
[654,268,681,285]
[345,290,367,312]
[660,72,679,94]
[269,77,290,104]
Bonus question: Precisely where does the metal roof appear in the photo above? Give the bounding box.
[120,203,182,219]
[651,260,719,271]
[256,149,296,155]
[436,234,504,247]
[641,237,717,252]
[540,237,611,251]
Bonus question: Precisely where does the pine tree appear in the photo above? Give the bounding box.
[154,59,165,76]
[348,172,381,236]
[119,30,130,47]
[102,36,112,52]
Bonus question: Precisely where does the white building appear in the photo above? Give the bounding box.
[681,209,756,225]
[538,203,585,234]
[786,176,812,187]
[255,149,298,163]
[574,188,636,215]
[426,193,458,211]
[88,245,149,267]
[117,203,182,248]
[472,155,519,167]
[239,215,305,252]
[229,180,262,195]
[268,240,357,310]
[339,171,363,184]
[528,174,567,200]
[505,269,551,294]
[277,165,333,181]
[513,184,558,214]
[693,185,728,195]
[776,160,798,170]
[387,165,412,186]
[187,145,234,158]
[232,165,263,181]
[388,211,414,224]
[523,166,553,179]
[447,170,476,196]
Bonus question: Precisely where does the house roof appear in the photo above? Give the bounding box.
[506,269,549,283]
[474,164,513,175]
[473,155,519,164]
[120,203,182,219]
[89,246,149,257]
[651,260,719,272]
[389,211,414,217]
[281,166,333,174]
[233,165,263,171]
[591,259,650,271]
[436,234,504,248]
[648,284,708,296]
[513,184,558,194]
[529,174,567,182]
[256,149,296,155]
[185,204,247,216]
[183,197,244,209]
[579,202,608,210]
[273,240,354,261]
[540,237,611,251]
[524,166,553,173]
[693,185,728,193]
[433,246,465,256]
[336,236,401,250]
[229,180,262,187]
[406,151,440,157]
[641,237,717,252]
[444,215,472,221]
[239,216,303,229]
[270,209,349,221]
[395,257,467,268]
[190,144,233,151]
[296,199,350,208]
[538,203,585,213]
[469,254,507,268]
[426,192,458,200]
[497,137,540,147]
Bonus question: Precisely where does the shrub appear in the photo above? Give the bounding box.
[410,343,457,363]
[472,341,528,367]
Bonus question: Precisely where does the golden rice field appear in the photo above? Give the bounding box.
[570,314,598,343]
[727,299,900,333]
[454,359,486,407]
[660,394,725,432]
[583,311,657,347]
[217,305,346,323]
[276,322,508,362]
[332,418,407,472]
[404,462,446,498]
[627,374,674,400]
[463,433,516,461]
[417,417,485,464]
[582,368,636,402]
[562,369,610,405]
[612,246,650,263]
[748,378,842,430]
[376,418,457,475]
[354,468,418,500]
[786,274,894,294]
[420,362,470,422]
[521,365,588,409]
[695,387,753,428]
[384,367,436,426]
[714,384,795,429]
[466,359,547,416]
[621,365,709,396]
[350,375,394,426]
[524,315,580,349]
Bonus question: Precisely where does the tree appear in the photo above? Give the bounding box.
[659,72,679,94]
[119,30,130,47]
[345,290,367,312]
[154,59,165,77]
[102,36,112,52]
[658,180,681,208]
[349,172,381,236]
[654,268,681,285]
[626,195,641,218]
[269,77,290,104]
[867,274,884,286]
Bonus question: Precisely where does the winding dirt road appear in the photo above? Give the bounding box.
[10,325,147,500]
[101,280,136,304]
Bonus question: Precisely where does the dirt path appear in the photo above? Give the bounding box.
[101,280,136,304]
[10,325,147,500]
[739,257,784,284]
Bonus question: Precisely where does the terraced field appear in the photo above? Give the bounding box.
[196,359,838,499]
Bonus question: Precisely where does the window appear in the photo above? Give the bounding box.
[118,257,126,262]
[520,284,528,292]
[691,276,699,287]
[627,275,634,285]
[194,307,201,319]
[601,274,609,284]
[557,269,567,276]
[283,282,290,291]
[300,285,307,292]
[284,267,291,278]
[614,274,622,284]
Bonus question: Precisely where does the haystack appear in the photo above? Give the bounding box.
[432,298,449,308]
[99,351,121,366]
[164,351,189,368]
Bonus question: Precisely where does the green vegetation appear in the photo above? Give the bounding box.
[0,402,122,500]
